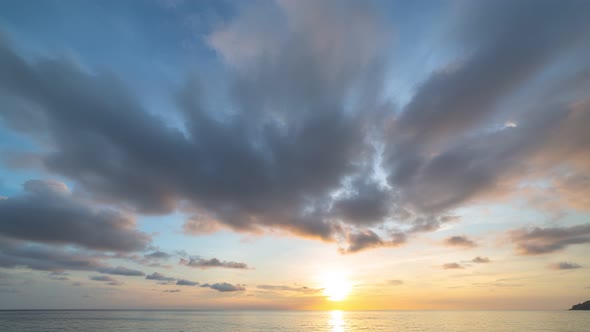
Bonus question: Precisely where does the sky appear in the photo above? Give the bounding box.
[0,0,589,310]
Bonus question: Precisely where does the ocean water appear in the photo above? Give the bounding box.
[0,310,588,331]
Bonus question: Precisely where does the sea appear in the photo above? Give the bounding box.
[0,310,588,331]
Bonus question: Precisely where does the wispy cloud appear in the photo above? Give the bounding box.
[509,223,590,255]
[176,279,198,286]
[163,289,180,293]
[97,266,145,276]
[202,282,245,292]
[442,263,464,270]
[256,284,322,294]
[547,262,582,270]
[146,272,175,282]
[472,256,491,263]
[443,235,477,248]
[181,257,249,270]
[88,275,122,286]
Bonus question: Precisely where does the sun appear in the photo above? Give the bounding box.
[321,273,352,302]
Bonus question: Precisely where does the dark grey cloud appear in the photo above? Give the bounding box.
[0,180,150,252]
[472,256,491,263]
[509,223,590,255]
[89,275,123,286]
[256,284,321,294]
[0,0,589,254]
[339,215,458,253]
[442,263,464,270]
[444,235,477,248]
[201,282,245,292]
[89,275,116,282]
[0,1,396,251]
[146,272,176,282]
[330,179,395,226]
[176,279,198,286]
[144,251,172,260]
[181,257,249,269]
[117,252,173,269]
[548,262,582,270]
[163,289,180,293]
[0,238,104,272]
[340,229,393,254]
[0,237,151,278]
[97,266,145,276]
[385,0,590,214]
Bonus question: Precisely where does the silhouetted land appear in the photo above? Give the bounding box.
[570,301,590,310]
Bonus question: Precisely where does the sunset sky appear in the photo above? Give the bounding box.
[0,0,589,310]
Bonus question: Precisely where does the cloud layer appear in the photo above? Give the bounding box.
[181,257,249,269]
[510,224,590,255]
[0,0,589,256]
[444,236,477,248]
[0,180,150,252]
[548,262,582,270]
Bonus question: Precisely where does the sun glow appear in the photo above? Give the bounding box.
[321,273,352,302]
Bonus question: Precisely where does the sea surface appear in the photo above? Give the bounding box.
[0,310,588,331]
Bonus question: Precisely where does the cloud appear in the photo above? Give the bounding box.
[256,284,322,294]
[509,223,590,255]
[330,179,395,226]
[385,0,590,214]
[0,180,150,252]
[97,266,145,276]
[548,262,582,270]
[339,215,459,253]
[89,275,116,282]
[144,251,172,260]
[0,239,104,272]
[146,272,175,282]
[163,289,180,293]
[89,274,124,285]
[472,256,491,263]
[201,282,245,292]
[0,1,398,252]
[444,235,477,248]
[442,263,464,270]
[181,257,249,269]
[339,229,405,254]
[0,0,589,254]
[176,279,198,286]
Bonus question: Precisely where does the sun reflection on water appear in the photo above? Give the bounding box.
[329,310,345,332]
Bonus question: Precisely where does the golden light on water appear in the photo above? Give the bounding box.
[329,310,345,332]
